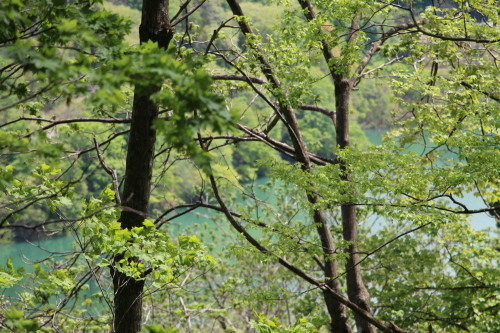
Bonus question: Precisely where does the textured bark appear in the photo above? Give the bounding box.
[296,1,376,332]
[281,100,351,333]
[333,59,376,333]
[111,1,174,332]
[341,204,374,333]
[224,1,351,331]
[310,203,352,333]
[112,271,145,333]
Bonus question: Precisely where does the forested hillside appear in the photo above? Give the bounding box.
[1,0,500,332]
[1,0,382,242]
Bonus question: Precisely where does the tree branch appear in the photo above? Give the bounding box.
[353,20,425,83]
[93,137,121,205]
[211,74,267,85]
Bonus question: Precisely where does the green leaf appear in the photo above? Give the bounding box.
[0,271,23,288]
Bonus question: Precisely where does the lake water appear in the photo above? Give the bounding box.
[364,129,496,230]
[1,130,496,270]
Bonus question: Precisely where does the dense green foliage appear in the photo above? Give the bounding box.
[1,0,500,332]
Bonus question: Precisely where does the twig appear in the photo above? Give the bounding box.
[93,137,121,204]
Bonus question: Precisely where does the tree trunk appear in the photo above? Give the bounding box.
[280,103,352,333]
[334,75,375,333]
[311,204,352,333]
[295,1,376,331]
[111,1,174,332]
[224,1,352,331]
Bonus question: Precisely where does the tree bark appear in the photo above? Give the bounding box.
[333,47,376,333]
[280,102,351,333]
[111,1,174,332]
[296,1,376,332]
[224,1,352,331]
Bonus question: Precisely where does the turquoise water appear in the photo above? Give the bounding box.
[0,177,278,269]
[1,235,74,270]
[364,129,496,230]
[1,130,495,270]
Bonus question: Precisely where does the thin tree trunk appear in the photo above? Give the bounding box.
[280,104,351,333]
[111,1,174,332]
[224,1,352,331]
[310,202,352,333]
[334,54,376,333]
[296,1,375,332]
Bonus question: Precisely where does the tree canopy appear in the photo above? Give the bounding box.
[1,0,500,332]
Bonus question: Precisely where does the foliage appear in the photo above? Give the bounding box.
[250,314,318,333]
[2,0,500,333]
[0,307,39,333]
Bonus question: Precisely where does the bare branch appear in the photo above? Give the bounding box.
[461,81,500,103]
[204,17,236,55]
[211,74,267,85]
[237,124,337,165]
[172,0,207,26]
[93,137,121,205]
[353,20,425,83]
[298,104,336,126]
[65,129,130,158]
